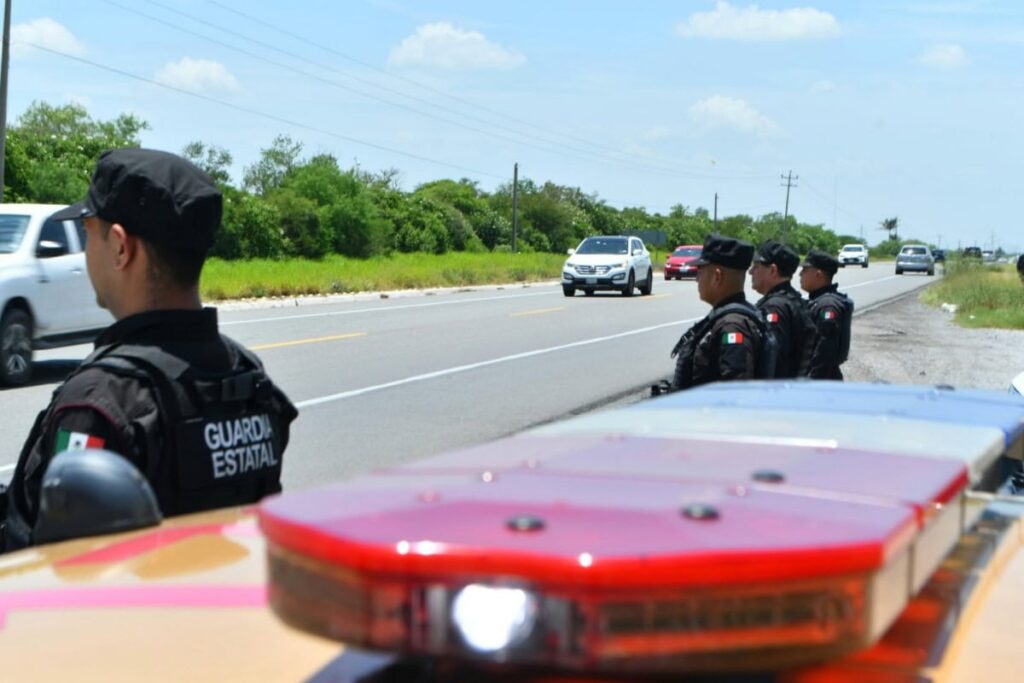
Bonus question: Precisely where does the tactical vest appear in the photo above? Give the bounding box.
[70,337,289,516]
[672,303,778,389]
[811,290,854,363]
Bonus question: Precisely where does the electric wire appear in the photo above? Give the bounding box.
[130,0,773,181]
[21,42,509,182]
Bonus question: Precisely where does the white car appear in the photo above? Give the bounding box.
[0,204,113,385]
[837,244,869,268]
[562,235,653,297]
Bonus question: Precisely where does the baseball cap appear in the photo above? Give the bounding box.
[694,233,754,271]
[801,249,840,276]
[753,240,800,276]
[51,148,222,254]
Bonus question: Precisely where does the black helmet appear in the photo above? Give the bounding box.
[33,449,163,545]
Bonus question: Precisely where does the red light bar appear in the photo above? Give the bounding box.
[260,435,970,673]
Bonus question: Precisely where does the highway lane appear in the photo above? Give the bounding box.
[0,265,938,487]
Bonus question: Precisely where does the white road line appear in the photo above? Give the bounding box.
[0,464,15,473]
[296,316,700,409]
[842,275,902,289]
[221,290,557,326]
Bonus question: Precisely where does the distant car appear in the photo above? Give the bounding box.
[0,204,113,385]
[895,244,936,276]
[932,248,946,263]
[562,235,653,297]
[982,250,996,263]
[837,244,869,268]
[962,246,982,259]
[663,244,702,280]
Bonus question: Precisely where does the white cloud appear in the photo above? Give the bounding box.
[689,95,779,136]
[11,18,86,58]
[388,22,526,70]
[811,79,836,92]
[917,43,969,68]
[154,58,240,93]
[676,2,839,41]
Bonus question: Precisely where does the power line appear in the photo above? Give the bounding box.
[205,0,775,181]
[801,178,865,224]
[111,0,685,180]
[21,42,509,182]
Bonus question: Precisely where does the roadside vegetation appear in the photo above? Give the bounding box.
[921,259,1024,329]
[201,252,565,299]
[11,102,853,263]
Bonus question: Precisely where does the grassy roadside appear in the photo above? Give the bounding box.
[200,252,567,300]
[920,261,1024,329]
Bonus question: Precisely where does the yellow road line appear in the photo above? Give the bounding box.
[250,332,367,350]
[511,307,566,317]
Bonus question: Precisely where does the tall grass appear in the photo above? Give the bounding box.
[201,252,567,300]
[921,260,1024,329]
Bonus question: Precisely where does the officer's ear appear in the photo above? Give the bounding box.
[109,223,141,270]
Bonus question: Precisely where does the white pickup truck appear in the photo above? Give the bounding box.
[0,204,113,385]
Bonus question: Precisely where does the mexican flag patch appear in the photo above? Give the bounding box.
[822,310,837,320]
[55,429,105,454]
[721,332,744,345]
[766,312,779,324]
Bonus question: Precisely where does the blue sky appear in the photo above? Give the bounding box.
[9,1,1024,251]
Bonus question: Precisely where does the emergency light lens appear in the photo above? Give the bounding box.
[452,584,537,652]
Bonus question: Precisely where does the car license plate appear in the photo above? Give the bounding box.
[586,278,597,284]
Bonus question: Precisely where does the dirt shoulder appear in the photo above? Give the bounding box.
[844,291,1024,391]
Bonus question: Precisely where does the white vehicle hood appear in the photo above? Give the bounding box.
[566,253,628,267]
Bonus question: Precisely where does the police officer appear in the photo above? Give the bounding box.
[749,240,814,378]
[799,249,853,380]
[666,233,765,391]
[1,148,298,551]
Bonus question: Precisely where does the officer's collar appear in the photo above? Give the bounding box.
[96,308,219,347]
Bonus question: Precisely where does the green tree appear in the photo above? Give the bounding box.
[5,101,148,202]
[879,217,899,242]
[269,189,330,258]
[181,141,234,186]
[243,135,303,196]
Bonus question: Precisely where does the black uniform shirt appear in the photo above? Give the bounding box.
[755,281,811,378]
[5,308,293,550]
[806,284,845,380]
[690,292,763,387]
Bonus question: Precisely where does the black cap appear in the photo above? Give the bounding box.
[51,148,222,254]
[754,240,800,276]
[694,233,754,270]
[801,249,839,276]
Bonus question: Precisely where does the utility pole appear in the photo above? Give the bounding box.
[832,176,838,234]
[713,192,718,231]
[511,162,519,253]
[937,234,942,248]
[781,170,798,236]
[0,0,11,203]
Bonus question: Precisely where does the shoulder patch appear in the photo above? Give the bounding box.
[822,309,837,320]
[721,331,745,345]
[55,429,105,454]
[766,312,780,324]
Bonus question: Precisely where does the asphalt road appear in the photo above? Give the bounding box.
[0,265,938,489]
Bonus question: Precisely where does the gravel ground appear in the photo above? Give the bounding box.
[844,291,1024,391]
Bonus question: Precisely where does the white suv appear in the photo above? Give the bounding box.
[837,244,869,268]
[1,204,113,385]
[562,235,653,297]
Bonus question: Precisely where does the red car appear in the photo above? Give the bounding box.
[663,244,702,280]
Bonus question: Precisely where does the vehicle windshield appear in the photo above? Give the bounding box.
[576,237,628,255]
[842,246,864,252]
[0,214,30,253]
[902,246,928,255]
[672,247,701,257]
